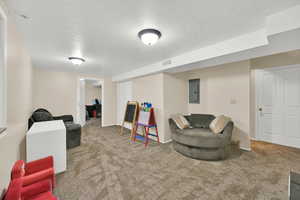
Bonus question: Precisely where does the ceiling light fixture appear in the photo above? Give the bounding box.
[138,28,162,46]
[68,57,85,65]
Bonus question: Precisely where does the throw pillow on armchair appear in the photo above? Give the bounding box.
[209,115,231,134]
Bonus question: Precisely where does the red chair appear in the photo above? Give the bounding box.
[4,178,57,200]
[11,156,55,189]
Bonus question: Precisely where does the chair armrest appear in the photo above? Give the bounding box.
[21,179,52,200]
[23,168,55,188]
[219,121,234,144]
[168,119,184,135]
[25,156,54,175]
[28,117,34,130]
[54,115,73,122]
[11,160,25,179]
[5,179,22,200]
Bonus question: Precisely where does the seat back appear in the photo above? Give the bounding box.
[28,108,54,129]
[185,114,215,128]
[34,108,51,114]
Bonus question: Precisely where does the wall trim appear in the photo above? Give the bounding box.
[113,29,268,82]
[240,146,251,151]
[162,139,172,144]
[0,4,7,133]
[102,124,116,127]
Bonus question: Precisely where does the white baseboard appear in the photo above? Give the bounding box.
[251,137,259,141]
[161,139,172,144]
[102,124,117,127]
[240,146,251,151]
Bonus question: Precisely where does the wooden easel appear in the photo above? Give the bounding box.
[132,108,159,147]
[120,101,139,138]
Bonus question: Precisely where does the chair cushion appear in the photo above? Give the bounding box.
[188,114,215,128]
[65,122,81,131]
[32,111,53,122]
[23,168,54,187]
[209,115,231,134]
[30,191,57,200]
[172,128,223,148]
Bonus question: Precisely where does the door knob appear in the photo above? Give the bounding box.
[259,108,262,111]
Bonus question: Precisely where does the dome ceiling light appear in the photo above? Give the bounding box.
[138,28,162,46]
[68,57,85,65]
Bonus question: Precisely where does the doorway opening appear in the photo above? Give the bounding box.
[255,64,300,149]
[77,78,103,127]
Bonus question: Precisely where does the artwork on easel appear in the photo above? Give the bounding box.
[138,110,151,125]
[120,101,139,137]
[132,102,159,147]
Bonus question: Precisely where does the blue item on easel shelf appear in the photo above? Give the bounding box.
[140,102,152,112]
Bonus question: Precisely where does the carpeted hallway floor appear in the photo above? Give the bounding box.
[54,119,300,200]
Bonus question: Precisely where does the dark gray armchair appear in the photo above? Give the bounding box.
[169,114,233,160]
[28,108,81,149]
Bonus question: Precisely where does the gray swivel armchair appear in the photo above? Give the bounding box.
[169,114,233,161]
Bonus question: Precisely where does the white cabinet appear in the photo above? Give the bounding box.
[27,120,66,174]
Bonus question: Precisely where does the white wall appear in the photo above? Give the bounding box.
[33,68,78,118]
[0,11,33,194]
[176,61,251,150]
[102,77,117,127]
[163,73,188,142]
[33,68,116,127]
[132,73,166,141]
[128,73,188,143]
[116,81,132,127]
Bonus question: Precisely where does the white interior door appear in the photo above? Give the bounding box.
[117,81,132,128]
[257,65,300,148]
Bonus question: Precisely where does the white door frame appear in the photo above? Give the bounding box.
[0,5,7,134]
[76,77,104,126]
[255,64,300,141]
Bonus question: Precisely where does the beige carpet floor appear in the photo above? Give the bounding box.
[54,119,300,200]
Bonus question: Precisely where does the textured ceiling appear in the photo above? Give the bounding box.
[5,0,300,76]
